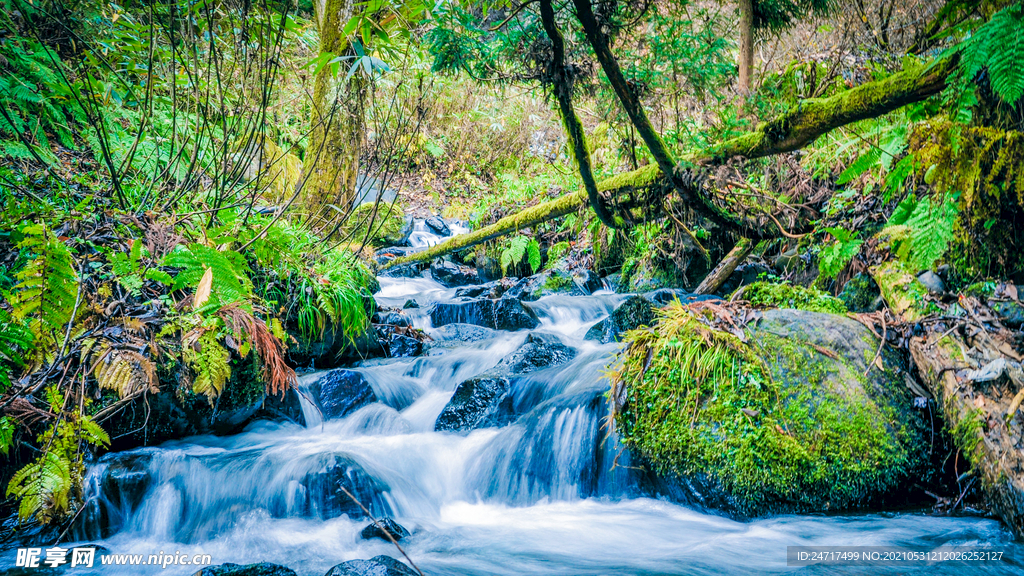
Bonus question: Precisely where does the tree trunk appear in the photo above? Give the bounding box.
[303,0,365,231]
[737,0,755,93]
[382,60,952,269]
[695,238,755,294]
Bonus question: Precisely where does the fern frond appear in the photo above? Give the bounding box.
[8,225,78,353]
[6,451,72,523]
[91,345,158,398]
[183,330,231,400]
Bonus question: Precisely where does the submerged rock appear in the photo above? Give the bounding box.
[430,260,479,287]
[615,305,930,516]
[302,454,391,520]
[424,216,451,236]
[503,269,604,301]
[385,334,423,358]
[428,297,539,331]
[196,563,297,576]
[359,517,410,541]
[324,556,417,576]
[310,369,377,420]
[254,388,306,426]
[430,323,497,342]
[496,333,576,375]
[585,296,657,344]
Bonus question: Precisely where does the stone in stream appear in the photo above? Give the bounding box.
[254,387,306,426]
[453,279,504,299]
[359,517,410,541]
[430,323,497,342]
[424,216,451,236]
[302,453,392,520]
[385,333,423,358]
[503,269,603,301]
[194,563,298,576]
[585,295,657,344]
[428,296,539,331]
[374,310,412,327]
[324,555,417,576]
[429,260,479,287]
[309,369,377,420]
[402,299,419,309]
[435,333,577,432]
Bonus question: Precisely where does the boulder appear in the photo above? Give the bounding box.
[430,261,479,287]
[454,280,504,299]
[385,334,423,358]
[585,296,657,344]
[195,563,297,576]
[430,323,497,342]
[374,310,411,327]
[310,370,377,420]
[495,333,576,375]
[434,375,512,431]
[288,324,387,369]
[424,216,450,236]
[359,518,410,541]
[428,297,539,331]
[503,269,604,301]
[302,454,391,520]
[254,388,306,426]
[324,556,417,576]
[917,270,946,294]
[838,273,882,313]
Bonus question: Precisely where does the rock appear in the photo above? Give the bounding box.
[288,324,387,369]
[428,297,539,331]
[101,453,152,511]
[992,300,1024,328]
[302,454,391,520]
[402,299,419,309]
[496,333,576,375]
[603,273,622,293]
[195,563,297,576]
[453,280,504,299]
[430,323,497,342]
[359,518,410,541]
[503,269,604,301]
[643,288,690,306]
[376,247,424,279]
[774,248,802,272]
[917,270,946,294]
[374,311,411,328]
[254,388,307,426]
[386,334,423,358]
[430,260,479,287]
[324,556,417,576]
[839,273,882,313]
[434,375,511,431]
[585,296,657,344]
[310,370,377,420]
[718,262,771,296]
[424,216,450,236]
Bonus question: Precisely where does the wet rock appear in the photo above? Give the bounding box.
[386,334,423,358]
[430,261,479,287]
[101,454,152,512]
[310,369,377,420]
[430,323,497,342]
[992,300,1024,328]
[195,562,297,576]
[359,518,410,541]
[302,454,391,520]
[643,288,690,306]
[376,247,424,279]
[718,262,771,296]
[839,273,882,313]
[454,280,504,299]
[428,297,539,331]
[424,216,450,236]
[603,273,621,293]
[288,324,387,369]
[496,333,576,375]
[254,388,306,426]
[324,556,417,576]
[585,296,657,344]
[504,269,604,301]
[374,311,411,328]
[402,299,419,309]
[435,375,512,431]
[918,270,946,294]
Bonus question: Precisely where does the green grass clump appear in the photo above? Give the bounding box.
[740,281,847,314]
[612,302,923,515]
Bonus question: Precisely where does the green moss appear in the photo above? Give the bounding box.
[950,408,984,464]
[740,281,847,314]
[542,271,574,291]
[343,202,406,247]
[596,163,662,192]
[546,241,571,265]
[613,303,922,515]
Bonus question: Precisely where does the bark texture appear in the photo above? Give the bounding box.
[737,0,755,93]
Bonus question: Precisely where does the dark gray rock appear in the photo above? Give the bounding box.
[430,261,479,287]
[288,324,387,369]
[839,273,882,313]
[643,288,689,306]
[585,296,657,344]
[101,453,151,512]
[434,375,511,431]
[603,273,621,293]
[302,454,391,520]
[496,333,576,375]
[430,323,497,342]
[374,311,411,328]
[196,563,297,576]
[359,518,410,541]
[992,300,1024,328]
[503,269,603,301]
[453,280,504,299]
[310,370,377,420]
[718,262,772,296]
[402,299,419,309]
[424,216,450,236]
[917,270,945,294]
[324,556,417,576]
[428,297,539,331]
[386,334,423,358]
[376,247,424,279]
[255,388,306,426]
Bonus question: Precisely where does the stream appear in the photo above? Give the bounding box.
[10,225,1024,575]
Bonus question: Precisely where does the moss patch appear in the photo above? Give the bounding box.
[343,202,406,247]
[740,281,847,314]
[613,303,925,515]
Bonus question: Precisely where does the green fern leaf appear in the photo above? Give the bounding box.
[7,225,78,353]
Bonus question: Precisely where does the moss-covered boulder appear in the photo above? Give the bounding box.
[613,304,929,516]
[343,202,408,247]
[739,281,847,314]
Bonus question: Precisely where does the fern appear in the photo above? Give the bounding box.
[883,196,958,271]
[183,330,232,400]
[163,244,253,311]
[500,235,541,276]
[818,227,863,279]
[0,416,13,456]
[91,344,158,398]
[7,224,78,358]
[0,308,32,392]
[109,239,146,296]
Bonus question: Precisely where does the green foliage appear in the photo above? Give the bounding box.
[500,235,541,276]
[0,416,14,456]
[7,224,78,357]
[109,240,147,296]
[752,0,834,35]
[545,241,571,266]
[882,195,958,271]
[818,227,863,279]
[0,308,33,392]
[183,330,232,400]
[163,244,253,311]
[950,3,1024,108]
[741,281,848,314]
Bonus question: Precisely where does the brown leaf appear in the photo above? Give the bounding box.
[194,267,213,308]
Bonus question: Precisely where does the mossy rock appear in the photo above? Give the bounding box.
[740,281,847,314]
[838,273,881,313]
[343,202,408,247]
[614,305,929,516]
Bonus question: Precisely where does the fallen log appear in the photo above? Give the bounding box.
[871,260,1024,539]
[694,238,755,295]
[383,61,952,269]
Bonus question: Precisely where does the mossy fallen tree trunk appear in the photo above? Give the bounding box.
[694,238,755,295]
[384,62,952,269]
[871,261,1024,539]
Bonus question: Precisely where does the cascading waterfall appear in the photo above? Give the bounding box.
[14,224,1023,575]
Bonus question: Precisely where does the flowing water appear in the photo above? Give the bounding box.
[8,226,1024,575]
